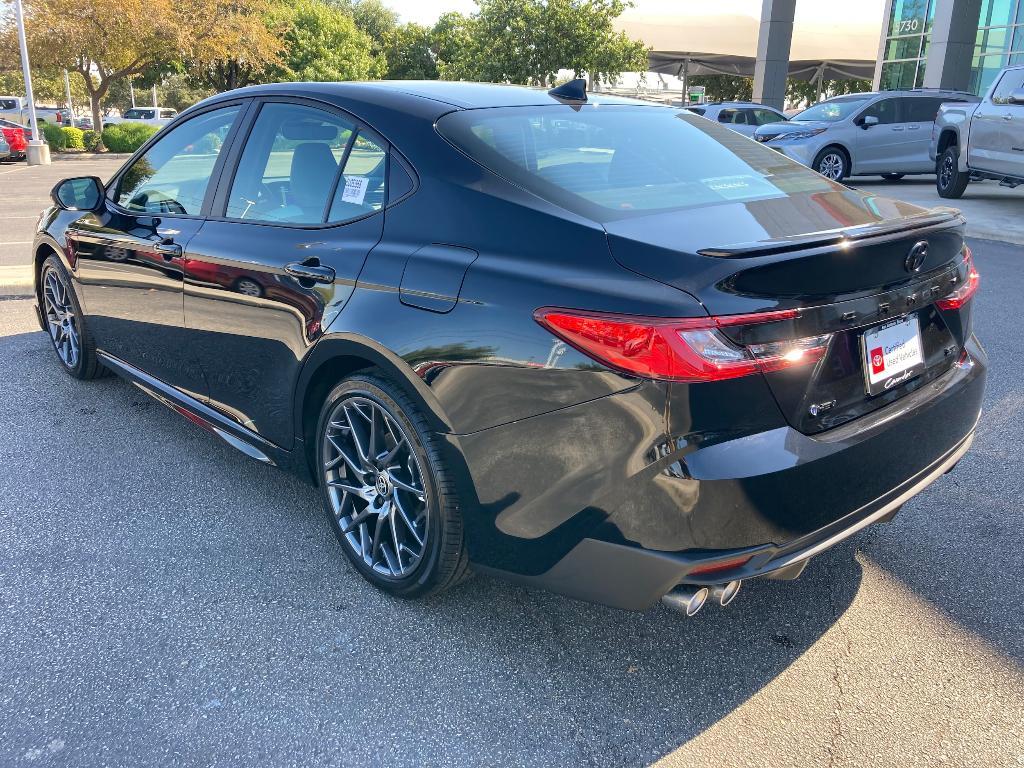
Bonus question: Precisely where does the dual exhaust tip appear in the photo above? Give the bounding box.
[661,580,742,616]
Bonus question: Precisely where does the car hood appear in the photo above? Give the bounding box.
[602,185,961,315]
[753,120,832,139]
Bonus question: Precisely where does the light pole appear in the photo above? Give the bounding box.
[14,0,50,164]
[63,69,75,125]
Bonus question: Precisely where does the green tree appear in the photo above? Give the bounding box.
[432,0,647,87]
[384,23,438,80]
[273,0,381,82]
[688,75,753,102]
[786,77,871,110]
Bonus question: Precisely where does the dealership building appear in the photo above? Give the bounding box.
[874,0,1024,94]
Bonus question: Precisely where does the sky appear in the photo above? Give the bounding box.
[385,0,886,29]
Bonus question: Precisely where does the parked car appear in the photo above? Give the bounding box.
[753,89,979,181]
[0,132,9,161]
[0,96,71,126]
[103,107,178,127]
[0,120,27,160]
[932,64,1024,198]
[32,81,985,615]
[75,116,94,131]
[1,117,32,142]
[686,101,788,137]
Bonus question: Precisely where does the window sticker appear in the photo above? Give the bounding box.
[341,175,369,205]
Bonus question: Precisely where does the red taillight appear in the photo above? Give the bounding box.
[936,247,979,311]
[535,307,831,383]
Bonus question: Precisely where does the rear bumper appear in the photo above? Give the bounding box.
[473,336,985,611]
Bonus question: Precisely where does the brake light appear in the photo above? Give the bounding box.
[689,554,754,576]
[936,247,979,311]
[534,308,831,383]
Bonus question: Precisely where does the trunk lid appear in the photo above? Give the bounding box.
[604,190,973,434]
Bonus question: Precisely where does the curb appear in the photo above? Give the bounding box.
[51,153,132,161]
[0,265,33,299]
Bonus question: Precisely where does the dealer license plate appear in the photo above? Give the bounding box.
[861,315,926,396]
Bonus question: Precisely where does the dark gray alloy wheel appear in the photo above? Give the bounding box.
[40,256,105,379]
[937,146,969,199]
[317,375,469,597]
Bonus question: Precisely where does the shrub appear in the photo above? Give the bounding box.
[100,122,159,153]
[82,130,101,152]
[41,121,66,150]
[61,126,85,150]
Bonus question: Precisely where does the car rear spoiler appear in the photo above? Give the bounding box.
[697,208,965,259]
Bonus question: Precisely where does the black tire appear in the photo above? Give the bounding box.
[881,173,905,181]
[812,146,849,181]
[315,373,469,598]
[39,255,106,380]
[936,145,969,199]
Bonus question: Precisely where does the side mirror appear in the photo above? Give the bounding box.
[859,115,880,129]
[51,176,104,212]
[1009,89,1024,106]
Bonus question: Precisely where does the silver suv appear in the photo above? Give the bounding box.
[685,102,788,138]
[753,90,978,181]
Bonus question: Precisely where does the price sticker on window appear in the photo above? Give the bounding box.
[341,175,369,205]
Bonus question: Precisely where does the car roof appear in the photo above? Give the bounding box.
[700,101,781,109]
[201,80,655,112]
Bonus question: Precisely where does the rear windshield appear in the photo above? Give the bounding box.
[124,109,155,120]
[436,105,834,222]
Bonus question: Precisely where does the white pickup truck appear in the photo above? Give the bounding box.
[103,107,178,127]
[0,96,71,127]
[931,64,1024,198]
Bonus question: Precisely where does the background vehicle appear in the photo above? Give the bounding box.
[0,132,9,161]
[685,101,787,137]
[0,120,27,160]
[0,96,71,126]
[753,89,979,181]
[32,82,985,615]
[1,117,33,141]
[932,65,1024,198]
[103,107,178,127]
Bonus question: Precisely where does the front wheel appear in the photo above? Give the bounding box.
[40,255,105,379]
[316,373,469,598]
[936,146,969,199]
[812,147,848,181]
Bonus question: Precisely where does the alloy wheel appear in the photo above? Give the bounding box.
[818,153,845,181]
[939,154,954,190]
[321,395,429,579]
[42,267,80,369]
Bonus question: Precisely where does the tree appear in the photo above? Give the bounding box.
[2,0,283,136]
[436,0,648,87]
[272,0,381,82]
[184,0,287,92]
[786,77,871,109]
[689,75,753,103]
[384,23,438,80]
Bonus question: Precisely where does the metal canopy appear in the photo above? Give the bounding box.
[648,51,875,82]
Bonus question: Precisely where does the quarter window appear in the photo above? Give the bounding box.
[328,132,387,221]
[115,105,239,215]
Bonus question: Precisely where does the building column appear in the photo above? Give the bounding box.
[873,0,897,90]
[753,0,796,109]
[922,0,983,91]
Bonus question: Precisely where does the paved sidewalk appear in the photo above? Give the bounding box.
[851,175,1023,244]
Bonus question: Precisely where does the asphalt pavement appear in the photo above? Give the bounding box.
[0,160,1023,766]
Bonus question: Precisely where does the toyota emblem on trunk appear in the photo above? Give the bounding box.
[905,241,928,272]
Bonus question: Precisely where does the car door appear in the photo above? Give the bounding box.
[181,98,389,447]
[850,97,907,173]
[900,96,947,172]
[969,69,1024,174]
[68,102,245,396]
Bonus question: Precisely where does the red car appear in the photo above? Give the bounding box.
[0,120,27,160]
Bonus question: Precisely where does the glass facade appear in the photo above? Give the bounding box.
[879,0,936,90]
[878,0,1024,95]
[970,0,1024,93]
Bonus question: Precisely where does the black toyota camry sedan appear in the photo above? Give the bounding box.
[32,80,985,615]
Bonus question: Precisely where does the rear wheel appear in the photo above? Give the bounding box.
[40,255,105,379]
[316,373,469,598]
[812,147,848,181]
[937,145,969,199]
[881,173,905,181]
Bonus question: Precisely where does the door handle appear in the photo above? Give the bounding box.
[1003,114,1014,121]
[891,126,905,131]
[153,241,182,260]
[285,261,336,284]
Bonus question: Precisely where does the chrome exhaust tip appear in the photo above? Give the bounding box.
[711,579,742,607]
[661,586,709,616]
